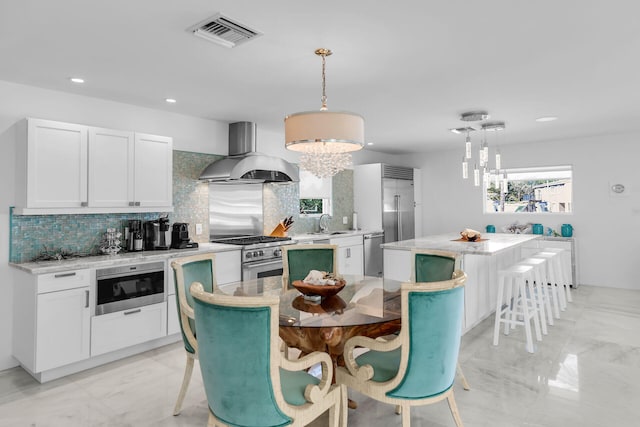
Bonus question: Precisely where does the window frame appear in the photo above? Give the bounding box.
[483,165,573,214]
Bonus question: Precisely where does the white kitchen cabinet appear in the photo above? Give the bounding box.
[16,118,173,214]
[88,127,135,207]
[22,118,89,208]
[133,133,173,207]
[91,302,167,356]
[13,269,91,375]
[330,235,364,276]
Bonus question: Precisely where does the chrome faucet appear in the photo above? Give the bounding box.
[319,214,331,233]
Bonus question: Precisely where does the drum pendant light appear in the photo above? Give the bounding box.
[285,48,365,178]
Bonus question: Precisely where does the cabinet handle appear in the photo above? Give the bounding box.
[347,247,351,258]
[54,272,76,278]
[135,201,141,206]
[124,308,142,315]
[80,201,88,207]
[128,201,135,206]
[85,290,89,308]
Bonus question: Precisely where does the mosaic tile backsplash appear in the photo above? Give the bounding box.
[10,151,355,262]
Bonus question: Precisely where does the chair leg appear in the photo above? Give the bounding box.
[456,363,471,390]
[401,404,410,427]
[447,391,464,427]
[395,404,402,415]
[340,384,349,427]
[173,354,195,416]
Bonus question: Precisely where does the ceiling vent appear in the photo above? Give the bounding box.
[191,13,262,48]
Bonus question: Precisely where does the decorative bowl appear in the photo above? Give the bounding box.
[291,279,346,298]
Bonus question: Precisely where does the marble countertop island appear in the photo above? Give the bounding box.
[381,232,540,255]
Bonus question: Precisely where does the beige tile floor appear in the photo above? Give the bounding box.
[1,285,639,426]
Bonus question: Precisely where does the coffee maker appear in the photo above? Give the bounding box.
[126,220,144,252]
[171,222,198,249]
[144,216,171,250]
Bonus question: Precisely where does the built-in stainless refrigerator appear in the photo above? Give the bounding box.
[354,164,415,244]
[382,172,415,243]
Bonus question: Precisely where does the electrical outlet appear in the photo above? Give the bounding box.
[343,216,348,224]
[195,223,203,235]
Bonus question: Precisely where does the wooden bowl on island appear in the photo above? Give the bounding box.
[291,279,346,298]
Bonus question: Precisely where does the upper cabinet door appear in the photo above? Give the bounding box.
[27,119,88,208]
[88,128,135,207]
[133,133,173,207]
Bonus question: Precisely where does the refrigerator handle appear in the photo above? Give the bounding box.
[395,194,402,241]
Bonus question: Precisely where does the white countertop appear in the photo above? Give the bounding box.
[291,229,383,243]
[381,232,540,255]
[10,243,240,274]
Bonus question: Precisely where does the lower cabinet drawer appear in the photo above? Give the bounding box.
[91,302,167,356]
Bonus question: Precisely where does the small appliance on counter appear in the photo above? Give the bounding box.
[126,220,144,252]
[171,222,198,249]
[144,216,171,250]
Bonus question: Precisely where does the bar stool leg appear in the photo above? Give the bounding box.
[493,273,506,346]
[526,272,542,342]
[531,267,548,335]
[518,280,535,353]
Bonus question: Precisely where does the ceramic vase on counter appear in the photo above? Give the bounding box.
[561,224,573,237]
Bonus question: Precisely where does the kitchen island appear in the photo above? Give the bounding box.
[382,232,540,332]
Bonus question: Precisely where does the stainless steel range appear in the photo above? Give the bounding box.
[210,235,295,280]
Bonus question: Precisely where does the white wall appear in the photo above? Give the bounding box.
[396,133,640,290]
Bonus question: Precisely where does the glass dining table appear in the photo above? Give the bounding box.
[216,274,403,386]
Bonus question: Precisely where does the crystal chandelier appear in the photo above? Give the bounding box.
[285,48,364,178]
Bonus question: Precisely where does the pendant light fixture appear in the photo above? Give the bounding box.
[455,111,507,188]
[285,48,365,178]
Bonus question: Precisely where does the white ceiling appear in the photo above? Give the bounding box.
[1,0,639,154]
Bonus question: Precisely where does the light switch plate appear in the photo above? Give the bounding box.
[196,223,203,235]
[343,216,348,224]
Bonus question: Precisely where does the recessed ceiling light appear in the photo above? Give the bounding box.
[165,98,177,104]
[367,142,374,146]
[535,116,558,122]
[69,77,84,84]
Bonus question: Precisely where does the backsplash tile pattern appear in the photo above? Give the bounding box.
[172,150,223,242]
[10,212,165,263]
[263,183,299,235]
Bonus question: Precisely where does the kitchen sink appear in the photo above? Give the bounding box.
[330,231,348,235]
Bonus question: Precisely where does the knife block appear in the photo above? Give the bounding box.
[269,223,287,237]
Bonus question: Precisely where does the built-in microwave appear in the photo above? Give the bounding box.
[95,262,165,315]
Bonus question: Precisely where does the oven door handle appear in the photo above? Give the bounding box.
[243,260,283,270]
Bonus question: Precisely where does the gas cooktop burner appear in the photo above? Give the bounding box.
[210,235,292,246]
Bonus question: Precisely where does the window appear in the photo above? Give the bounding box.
[299,170,332,216]
[484,165,573,214]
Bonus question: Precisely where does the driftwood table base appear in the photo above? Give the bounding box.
[280,319,401,409]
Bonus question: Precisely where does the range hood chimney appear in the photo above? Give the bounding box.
[199,122,299,183]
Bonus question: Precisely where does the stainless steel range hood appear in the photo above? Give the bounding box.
[199,121,299,183]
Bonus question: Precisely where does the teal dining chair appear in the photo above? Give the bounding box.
[336,271,467,427]
[411,248,470,391]
[170,252,217,416]
[189,282,344,427]
[282,244,338,289]
[411,248,459,282]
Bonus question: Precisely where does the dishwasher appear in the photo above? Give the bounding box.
[363,232,384,277]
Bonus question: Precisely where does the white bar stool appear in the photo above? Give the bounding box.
[540,247,573,303]
[518,257,552,330]
[493,263,542,353]
[534,251,567,312]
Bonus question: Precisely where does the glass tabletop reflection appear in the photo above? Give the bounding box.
[216,275,402,328]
